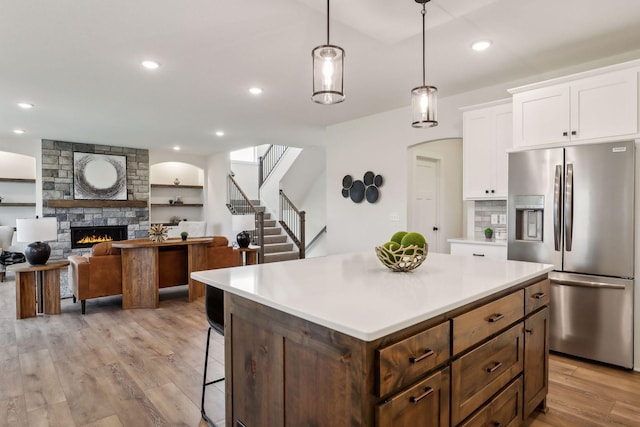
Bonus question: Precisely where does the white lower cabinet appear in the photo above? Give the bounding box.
[450,241,507,260]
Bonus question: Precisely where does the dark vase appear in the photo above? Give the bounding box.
[181,234,188,241]
[236,231,251,248]
[484,230,493,239]
[24,241,52,265]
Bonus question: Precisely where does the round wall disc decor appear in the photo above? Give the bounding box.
[342,171,384,204]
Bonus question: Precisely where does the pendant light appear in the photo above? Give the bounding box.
[411,0,438,127]
[312,0,345,104]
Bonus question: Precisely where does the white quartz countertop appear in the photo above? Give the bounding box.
[191,252,552,342]
[448,238,507,247]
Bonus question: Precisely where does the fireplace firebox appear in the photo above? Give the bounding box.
[70,225,128,249]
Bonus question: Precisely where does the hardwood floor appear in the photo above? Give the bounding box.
[1,276,639,427]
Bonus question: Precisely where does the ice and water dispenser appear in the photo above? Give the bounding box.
[514,195,544,241]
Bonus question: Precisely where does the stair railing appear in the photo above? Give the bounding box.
[226,174,265,263]
[259,145,288,188]
[278,189,305,259]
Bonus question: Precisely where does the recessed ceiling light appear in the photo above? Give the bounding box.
[141,60,160,70]
[13,129,25,134]
[215,131,225,137]
[173,146,181,151]
[471,40,492,52]
[249,87,263,95]
[18,103,34,109]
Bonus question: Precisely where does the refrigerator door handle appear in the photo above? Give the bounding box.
[553,165,562,251]
[564,163,574,251]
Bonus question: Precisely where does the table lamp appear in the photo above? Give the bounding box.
[16,217,58,265]
[232,214,254,248]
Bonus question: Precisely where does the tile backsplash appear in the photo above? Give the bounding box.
[474,200,507,239]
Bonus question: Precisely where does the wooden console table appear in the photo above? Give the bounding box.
[8,260,70,319]
[237,247,258,265]
[112,237,212,309]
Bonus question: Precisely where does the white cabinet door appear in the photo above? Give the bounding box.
[493,104,512,198]
[513,85,570,148]
[463,101,512,200]
[571,69,638,141]
[463,109,494,199]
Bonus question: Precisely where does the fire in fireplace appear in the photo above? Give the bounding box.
[71,225,128,249]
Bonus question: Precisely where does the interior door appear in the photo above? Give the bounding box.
[414,156,440,252]
[563,141,634,277]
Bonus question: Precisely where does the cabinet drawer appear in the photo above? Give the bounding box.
[376,367,450,427]
[459,376,523,427]
[450,243,507,260]
[377,321,450,397]
[451,323,524,425]
[453,291,524,355]
[525,279,550,315]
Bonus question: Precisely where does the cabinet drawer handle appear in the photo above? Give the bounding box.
[562,131,568,137]
[487,313,504,323]
[409,348,434,364]
[472,253,485,257]
[486,361,503,373]
[571,130,577,136]
[409,386,434,404]
[532,292,546,300]
[526,329,533,335]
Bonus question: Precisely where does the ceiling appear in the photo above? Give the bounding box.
[1,0,640,156]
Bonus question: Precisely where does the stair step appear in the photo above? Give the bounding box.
[263,251,300,263]
[264,242,294,254]
[262,235,287,244]
[260,219,277,228]
[263,227,281,235]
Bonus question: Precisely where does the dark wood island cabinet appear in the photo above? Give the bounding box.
[192,252,553,427]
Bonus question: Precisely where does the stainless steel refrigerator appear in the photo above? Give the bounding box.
[508,140,635,368]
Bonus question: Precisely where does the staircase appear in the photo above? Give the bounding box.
[248,200,299,263]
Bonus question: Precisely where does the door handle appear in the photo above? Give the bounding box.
[565,163,574,251]
[553,165,562,251]
[432,226,438,231]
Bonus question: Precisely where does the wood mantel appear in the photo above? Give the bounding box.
[46,200,148,208]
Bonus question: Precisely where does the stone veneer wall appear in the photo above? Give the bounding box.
[42,140,150,260]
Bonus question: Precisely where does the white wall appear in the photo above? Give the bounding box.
[407,139,463,254]
[205,152,235,240]
[230,161,259,200]
[0,151,37,227]
[149,162,204,186]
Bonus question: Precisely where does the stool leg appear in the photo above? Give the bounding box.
[201,327,214,426]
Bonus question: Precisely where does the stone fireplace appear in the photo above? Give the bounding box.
[41,140,150,259]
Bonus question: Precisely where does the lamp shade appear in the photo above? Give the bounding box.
[16,217,58,243]
[232,214,255,232]
[411,85,438,128]
[312,44,345,105]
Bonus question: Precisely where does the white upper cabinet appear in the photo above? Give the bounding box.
[462,100,512,200]
[511,67,639,148]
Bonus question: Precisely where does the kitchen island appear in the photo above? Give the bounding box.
[192,252,553,427]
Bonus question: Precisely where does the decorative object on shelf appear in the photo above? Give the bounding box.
[232,214,254,248]
[174,195,183,205]
[174,178,180,186]
[16,216,58,265]
[148,223,169,243]
[410,0,438,128]
[311,0,344,105]
[375,244,428,272]
[73,152,127,200]
[484,227,494,239]
[170,215,181,225]
[0,196,3,203]
[342,171,384,204]
[169,199,174,205]
[180,231,189,241]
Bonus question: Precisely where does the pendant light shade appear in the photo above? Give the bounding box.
[312,0,345,104]
[411,0,438,128]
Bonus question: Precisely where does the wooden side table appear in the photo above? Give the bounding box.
[8,260,70,319]
[237,247,258,265]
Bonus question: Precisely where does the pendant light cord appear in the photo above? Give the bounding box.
[327,0,330,45]
[421,4,426,86]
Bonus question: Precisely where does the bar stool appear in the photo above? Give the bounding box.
[201,285,225,426]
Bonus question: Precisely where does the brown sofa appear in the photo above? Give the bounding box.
[68,236,240,314]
